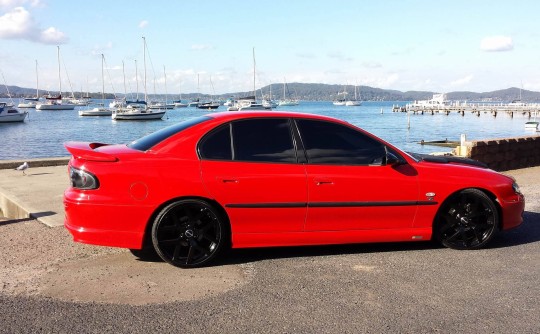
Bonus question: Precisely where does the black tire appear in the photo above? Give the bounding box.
[435,189,499,250]
[151,199,227,268]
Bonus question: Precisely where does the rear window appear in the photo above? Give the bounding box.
[128,116,210,151]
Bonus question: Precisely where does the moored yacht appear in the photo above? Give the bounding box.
[0,102,28,123]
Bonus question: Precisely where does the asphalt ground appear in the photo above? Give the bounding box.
[0,164,538,333]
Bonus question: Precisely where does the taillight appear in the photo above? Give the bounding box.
[69,166,99,190]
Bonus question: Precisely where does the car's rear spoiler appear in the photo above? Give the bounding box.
[64,142,118,162]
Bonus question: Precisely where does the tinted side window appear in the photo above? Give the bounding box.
[232,119,296,163]
[129,116,210,151]
[199,124,232,160]
[296,119,385,165]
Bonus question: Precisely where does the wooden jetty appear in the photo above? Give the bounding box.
[392,103,540,118]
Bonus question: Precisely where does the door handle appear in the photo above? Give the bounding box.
[314,178,333,186]
[217,177,239,184]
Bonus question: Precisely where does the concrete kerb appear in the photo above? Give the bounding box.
[0,158,69,227]
[0,157,70,170]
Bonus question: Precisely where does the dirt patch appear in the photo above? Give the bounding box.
[0,219,247,305]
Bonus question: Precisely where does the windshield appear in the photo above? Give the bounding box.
[128,116,211,151]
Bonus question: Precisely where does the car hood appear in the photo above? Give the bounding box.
[408,152,488,169]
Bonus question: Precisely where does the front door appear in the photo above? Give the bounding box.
[295,119,420,231]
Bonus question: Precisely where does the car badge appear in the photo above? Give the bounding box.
[426,192,436,201]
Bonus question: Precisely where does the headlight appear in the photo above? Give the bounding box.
[69,166,99,190]
[512,182,522,195]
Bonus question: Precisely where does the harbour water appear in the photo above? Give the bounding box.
[0,100,538,160]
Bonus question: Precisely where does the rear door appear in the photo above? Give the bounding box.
[199,118,307,235]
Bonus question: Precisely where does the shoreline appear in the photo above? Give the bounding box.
[0,157,70,170]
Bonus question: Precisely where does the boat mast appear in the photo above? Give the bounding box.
[35,60,39,98]
[164,65,168,105]
[252,47,256,99]
[142,36,147,103]
[101,54,105,102]
[57,46,61,97]
[135,60,139,101]
[122,61,127,98]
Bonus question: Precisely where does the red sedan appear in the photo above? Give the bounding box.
[64,111,525,268]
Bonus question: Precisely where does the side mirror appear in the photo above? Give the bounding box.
[386,151,405,166]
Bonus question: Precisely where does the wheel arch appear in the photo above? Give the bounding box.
[139,196,231,250]
[433,187,503,234]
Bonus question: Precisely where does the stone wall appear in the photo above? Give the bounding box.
[457,136,540,171]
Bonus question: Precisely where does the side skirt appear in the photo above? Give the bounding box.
[231,228,433,249]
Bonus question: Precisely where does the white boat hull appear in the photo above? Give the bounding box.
[0,111,28,122]
[79,108,113,116]
[525,121,539,129]
[112,110,166,120]
[174,103,188,108]
[36,103,76,110]
[345,101,362,106]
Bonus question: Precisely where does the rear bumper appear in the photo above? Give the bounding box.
[64,190,152,249]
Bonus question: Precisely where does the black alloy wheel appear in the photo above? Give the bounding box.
[151,199,226,268]
[436,189,499,250]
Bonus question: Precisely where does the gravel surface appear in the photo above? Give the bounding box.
[0,167,538,333]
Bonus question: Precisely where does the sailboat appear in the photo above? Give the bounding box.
[230,48,266,111]
[333,85,347,106]
[0,71,28,122]
[277,79,299,106]
[188,74,201,107]
[197,75,220,110]
[112,37,166,120]
[262,88,278,108]
[79,54,112,116]
[345,84,362,106]
[18,60,40,108]
[148,66,175,110]
[36,46,76,110]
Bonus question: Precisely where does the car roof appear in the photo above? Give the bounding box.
[205,111,347,124]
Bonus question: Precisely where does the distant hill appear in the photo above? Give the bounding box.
[1,83,537,102]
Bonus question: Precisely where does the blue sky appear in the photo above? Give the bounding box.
[0,0,538,96]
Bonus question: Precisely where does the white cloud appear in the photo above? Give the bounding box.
[0,6,67,44]
[450,75,474,86]
[139,20,148,28]
[480,36,513,52]
[40,27,67,44]
[0,6,35,38]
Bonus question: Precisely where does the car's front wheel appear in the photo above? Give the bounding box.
[435,189,499,250]
[151,199,227,268]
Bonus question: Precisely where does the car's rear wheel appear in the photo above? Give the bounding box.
[151,199,226,268]
[435,189,499,250]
